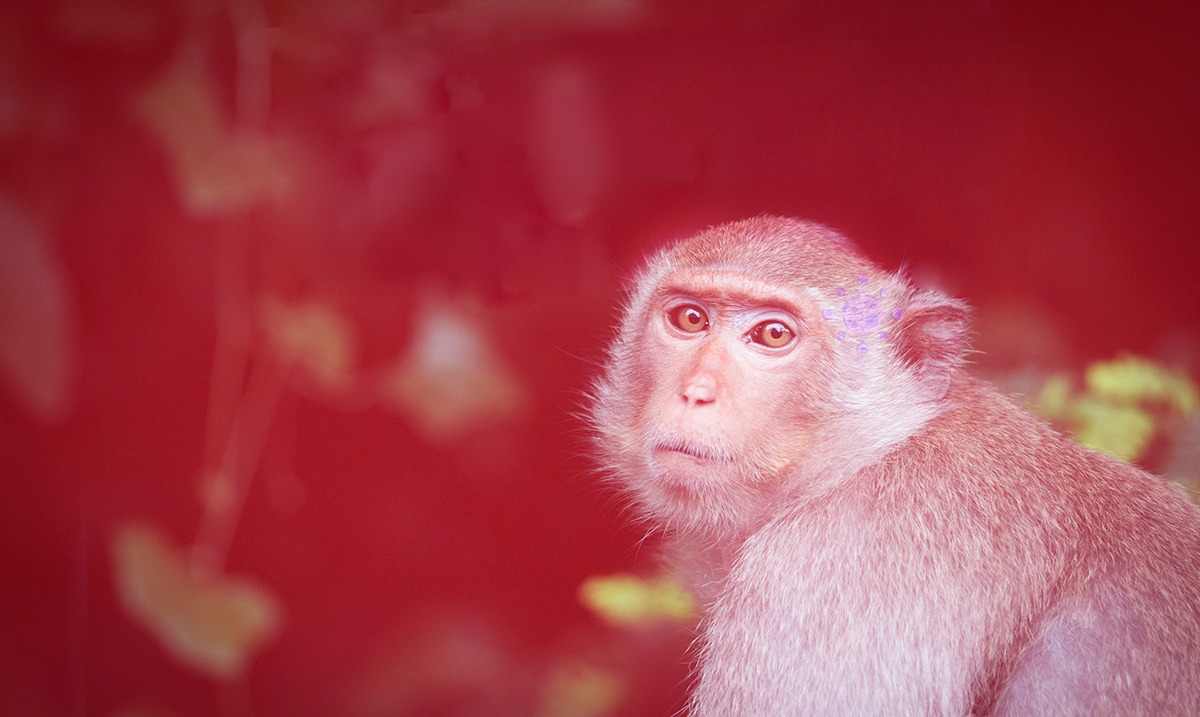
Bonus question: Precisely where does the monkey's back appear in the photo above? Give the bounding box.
[971,386,1200,714]
[692,376,1200,716]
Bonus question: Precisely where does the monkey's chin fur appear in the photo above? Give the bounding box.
[639,450,773,537]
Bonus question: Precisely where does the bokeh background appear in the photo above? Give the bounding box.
[3,2,1200,715]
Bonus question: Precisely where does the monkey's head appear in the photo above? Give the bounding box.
[592,216,969,538]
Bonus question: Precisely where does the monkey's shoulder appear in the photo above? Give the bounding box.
[852,374,1200,563]
[911,376,1192,498]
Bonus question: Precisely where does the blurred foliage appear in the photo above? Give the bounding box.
[536,660,625,717]
[2,0,1197,715]
[135,43,291,217]
[0,197,75,423]
[383,293,529,442]
[578,572,696,628]
[111,522,284,679]
[1086,356,1198,413]
[1033,355,1199,466]
[259,295,358,393]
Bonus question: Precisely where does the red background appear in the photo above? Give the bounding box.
[3,2,1199,715]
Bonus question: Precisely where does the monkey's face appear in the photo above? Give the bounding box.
[619,268,837,533]
[594,217,967,537]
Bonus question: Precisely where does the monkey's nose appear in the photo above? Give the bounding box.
[681,375,717,406]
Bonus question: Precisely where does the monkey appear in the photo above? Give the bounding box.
[590,216,1200,716]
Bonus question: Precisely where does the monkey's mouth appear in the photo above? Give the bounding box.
[653,439,731,465]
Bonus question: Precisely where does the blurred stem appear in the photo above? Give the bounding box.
[190,0,274,574]
[192,346,287,573]
[194,221,287,573]
[202,225,250,480]
[228,0,271,130]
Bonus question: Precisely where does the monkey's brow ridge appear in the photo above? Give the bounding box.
[656,273,805,312]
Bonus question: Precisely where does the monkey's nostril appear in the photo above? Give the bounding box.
[682,387,716,406]
[681,374,717,406]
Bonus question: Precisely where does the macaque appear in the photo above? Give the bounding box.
[591,216,1200,716]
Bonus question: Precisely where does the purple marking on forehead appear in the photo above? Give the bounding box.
[823,276,902,355]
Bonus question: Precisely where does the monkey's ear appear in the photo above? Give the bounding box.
[892,292,969,402]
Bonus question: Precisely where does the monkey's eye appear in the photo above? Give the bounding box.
[667,304,709,334]
[749,320,795,349]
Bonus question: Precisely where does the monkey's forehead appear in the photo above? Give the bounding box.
[652,246,884,301]
[661,216,881,293]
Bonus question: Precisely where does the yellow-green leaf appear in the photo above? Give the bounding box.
[135,45,290,217]
[578,573,695,628]
[1032,373,1073,421]
[260,296,357,392]
[1071,396,1156,461]
[111,522,283,678]
[1085,355,1198,414]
